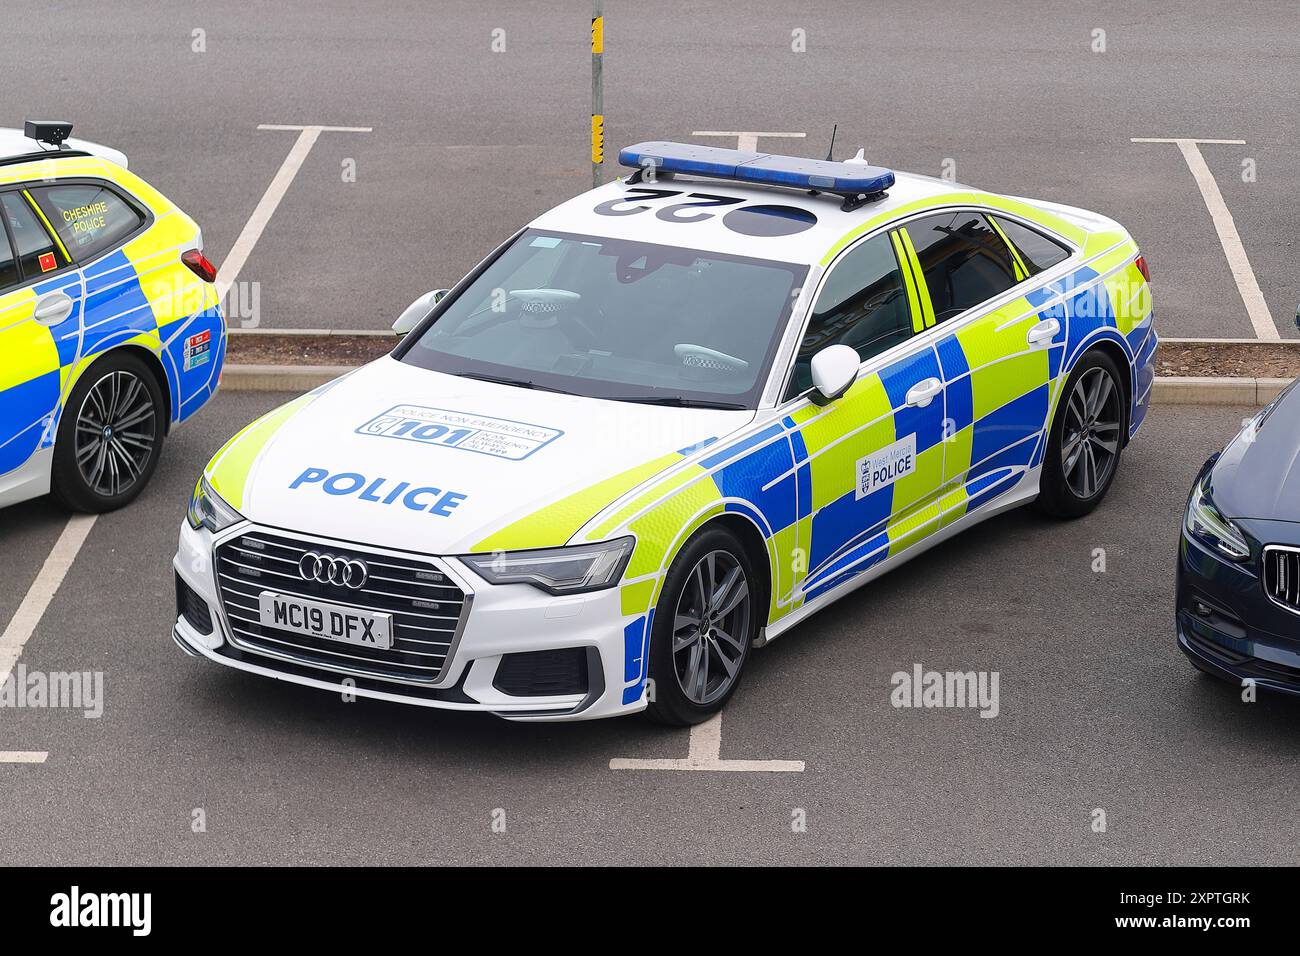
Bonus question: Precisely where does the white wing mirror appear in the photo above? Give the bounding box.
[392,289,449,336]
[809,344,860,405]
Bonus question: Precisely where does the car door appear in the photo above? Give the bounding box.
[0,189,79,492]
[896,210,1067,521]
[781,229,948,606]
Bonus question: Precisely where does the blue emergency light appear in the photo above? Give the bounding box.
[618,141,894,210]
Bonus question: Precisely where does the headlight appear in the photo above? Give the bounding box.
[187,476,244,533]
[1185,476,1249,561]
[461,537,634,594]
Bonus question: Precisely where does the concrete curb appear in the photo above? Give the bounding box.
[219,364,1295,406]
[1151,376,1292,405]
[221,364,353,391]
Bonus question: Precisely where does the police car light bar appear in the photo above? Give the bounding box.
[24,120,73,148]
[618,141,895,210]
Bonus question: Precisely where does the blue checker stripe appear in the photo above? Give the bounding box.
[712,434,797,533]
[0,370,60,475]
[880,347,946,453]
[970,384,1048,468]
[700,422,784,469]
[803,531,890,602]
[809,483,892,573]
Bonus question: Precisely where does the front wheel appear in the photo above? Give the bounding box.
[50,351,166,513]
[1035,349,1127,518]
[645,527,758,725]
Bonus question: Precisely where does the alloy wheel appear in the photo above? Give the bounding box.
[672,550,751,706]
[74,370,157,498]
[1062,366,1122,499]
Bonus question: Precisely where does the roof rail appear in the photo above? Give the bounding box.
[618,140,894,211]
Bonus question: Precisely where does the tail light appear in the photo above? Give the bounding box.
[1134,254,1151,283]
[182,249,218,283]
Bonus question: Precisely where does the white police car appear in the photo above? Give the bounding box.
[172,142,1156,723]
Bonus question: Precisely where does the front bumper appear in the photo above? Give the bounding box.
[1176,527,1300,696]
[172,519,646,721]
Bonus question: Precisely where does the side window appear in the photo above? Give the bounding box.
[0,192,65,281]
[787,233,912,397]
[991,215,1070,275]
[905,212,1020,323]
[0,219,18,290]
[30,183,144,262]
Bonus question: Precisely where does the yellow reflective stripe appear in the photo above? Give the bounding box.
[890,231,924,334]
[898,227,935,328]
[205,394,314,511]
[591,16,604,53]
[987,216,1028,281]
[474,452,682,553]
[23,190,69,263]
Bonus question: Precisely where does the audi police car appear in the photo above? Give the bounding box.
[173,141,1156,723]
[0,121,224,512]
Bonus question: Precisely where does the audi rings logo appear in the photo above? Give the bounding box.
[298,552,369,589]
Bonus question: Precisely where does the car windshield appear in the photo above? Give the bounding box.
[399,229,807,407]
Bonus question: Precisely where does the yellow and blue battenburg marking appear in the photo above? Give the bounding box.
[580,203,1156,707]
[0,155,225,480]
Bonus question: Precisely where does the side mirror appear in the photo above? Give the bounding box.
[809,344,860,405]
[392,289,449,336]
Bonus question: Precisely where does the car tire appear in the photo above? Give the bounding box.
[1035,348,1128,519]
[644,526,758,726]
[50,351,166,513]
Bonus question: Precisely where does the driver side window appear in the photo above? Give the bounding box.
[786,232,912,398]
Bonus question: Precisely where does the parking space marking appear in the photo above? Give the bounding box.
[0,752,48,764]
[1131,137,1277,340]
[217,124,373,302]
[609,713,805,772]
[0,515,97,687]
[692,130,805,152]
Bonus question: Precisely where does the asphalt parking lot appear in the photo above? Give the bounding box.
[3,0,1297,337]
[2,394,1299,865]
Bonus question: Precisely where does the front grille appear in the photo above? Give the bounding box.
[1262,546,1300,614]
[213,530,468,685]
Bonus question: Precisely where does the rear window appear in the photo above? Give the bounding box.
[992,215,1071,275]
[31,182,144,262]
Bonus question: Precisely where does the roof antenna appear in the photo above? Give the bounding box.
[824,124,838,162]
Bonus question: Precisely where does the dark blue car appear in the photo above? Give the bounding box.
[1178,380,1300,693]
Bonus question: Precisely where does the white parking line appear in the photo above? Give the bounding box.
[216,124,373,302]
[609,713,805,772]
[0,515,97,688]
[0,752,48,764]
[1131,137,1277,340]
[692,131,806,152]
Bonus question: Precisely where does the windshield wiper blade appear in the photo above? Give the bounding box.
[603,396,747,410]
[457,372,574,395]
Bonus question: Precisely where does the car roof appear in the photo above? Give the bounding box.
[0,127,128,169]
[529,170,980,265]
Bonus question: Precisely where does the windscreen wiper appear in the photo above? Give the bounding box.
[603,395,747,410]
[456,371,575,395]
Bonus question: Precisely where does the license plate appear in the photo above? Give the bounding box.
[258,591,393,650]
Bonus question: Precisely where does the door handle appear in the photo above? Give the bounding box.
[1026,318,1060,348]
[33,292,74,327]
[905,377,943,408]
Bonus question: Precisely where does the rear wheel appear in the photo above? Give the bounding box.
[50,351,165,513]
[1035,349,1126,518]
[645,527,757,725]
